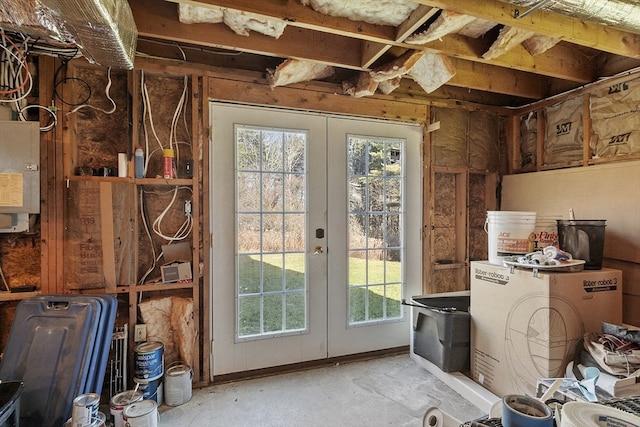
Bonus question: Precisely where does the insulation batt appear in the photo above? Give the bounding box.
[177,4,286,38]
[139,296,197,368]
[369,50,425,82]
[408,52,456,93]
[483,26,535,60]
[300,0,419,26]
[405,10,477,45]
[267,59,334,88]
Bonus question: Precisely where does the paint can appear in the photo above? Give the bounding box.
[134,341,164,380]
[71,393,101,427]
[164,361,193,406]
[65,411,106,427]
[133,377,163,405]
[110,390,144,427]
[122,400,158,427]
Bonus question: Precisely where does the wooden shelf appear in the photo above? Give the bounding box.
[135,178,193,186]
[116,282,196,293]
[0,291,40,302]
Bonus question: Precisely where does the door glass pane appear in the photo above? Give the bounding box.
[236,124,307,338]
[347,135,405,324]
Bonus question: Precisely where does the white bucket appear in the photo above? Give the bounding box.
[485,211,537,265]
[123,400,158,427]
[164,362,193,406]
[532,215,561,250]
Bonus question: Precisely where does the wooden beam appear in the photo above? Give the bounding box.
[413,0,640,58]
[446,57,550,99]
[168,0,416,48]
[207,77,427,122]
[423,35,595,83]
[131,0,367,70]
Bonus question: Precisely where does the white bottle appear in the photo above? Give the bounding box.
[135,146,145,178]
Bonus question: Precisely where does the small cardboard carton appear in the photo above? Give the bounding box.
[470,261,622,397]
[161,242,192,283]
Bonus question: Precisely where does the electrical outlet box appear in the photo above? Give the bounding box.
[134,324,147,342]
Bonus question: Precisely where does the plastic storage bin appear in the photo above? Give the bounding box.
[411,292,470,373]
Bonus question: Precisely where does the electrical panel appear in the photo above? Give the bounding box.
[0,121,40,232]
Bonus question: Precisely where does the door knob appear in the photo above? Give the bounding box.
[313,246,324,255]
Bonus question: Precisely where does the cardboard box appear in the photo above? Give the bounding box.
[160,242,193,283]
[470,261,622,397]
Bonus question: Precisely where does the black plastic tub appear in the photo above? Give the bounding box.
[411,292,470,373]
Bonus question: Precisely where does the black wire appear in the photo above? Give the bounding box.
[53,60,92,106]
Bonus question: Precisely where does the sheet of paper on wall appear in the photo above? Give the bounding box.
[161,241,193,283]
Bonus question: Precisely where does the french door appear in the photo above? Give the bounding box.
[210,103,422,376]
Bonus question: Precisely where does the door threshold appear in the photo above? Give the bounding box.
[213,346,409,384]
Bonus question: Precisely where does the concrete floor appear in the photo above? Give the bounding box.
[156,354,486,426]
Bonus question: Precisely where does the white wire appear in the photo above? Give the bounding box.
[66,66,117,115]
[18,104,57,131]
[151,187,193,242]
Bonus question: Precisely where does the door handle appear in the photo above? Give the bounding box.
[313,246,324,255]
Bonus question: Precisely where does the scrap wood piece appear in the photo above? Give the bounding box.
[369,49,425,82]
[483,26,535,60]
[405,10,476,45]
[378,76,402,94]
[267,59,335,88]
[522,34,560,56]
[408,52,456,93]
[342,71,379,97]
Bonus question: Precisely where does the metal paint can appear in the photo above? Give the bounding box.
[72,393,100,427]
[133,377,163,405]
[110,390,144,427]
[65,411,106,427]
[164,361,193,406]
[134,341,164,380]
[122,400,158,427]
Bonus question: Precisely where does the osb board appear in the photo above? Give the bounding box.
[433,228,456,262]
[69,66,130,173]
[137,74,194,179]
[433,173,456,228]
[431,108,468,168]
[0,235,41,288]
[469,110,500,172]
[64,181,135,289]
[429,269,465,293]
[469,174,488,261]
[137,186,193,283]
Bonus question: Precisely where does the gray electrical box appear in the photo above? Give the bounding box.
[0,121,40,232]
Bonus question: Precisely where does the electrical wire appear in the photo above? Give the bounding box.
[66,66,117,115]
[0,30,58,132]
[138,186,194,284]
[150,187,193,242]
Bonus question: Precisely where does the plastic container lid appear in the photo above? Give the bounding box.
[163,148,174,157]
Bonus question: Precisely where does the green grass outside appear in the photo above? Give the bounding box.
[238,253,402,336]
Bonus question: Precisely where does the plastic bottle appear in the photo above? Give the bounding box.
[135,146,145,179]
[163,148,175,179]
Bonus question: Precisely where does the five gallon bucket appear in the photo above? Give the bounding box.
[486,211,537,265]
[164,361,193,407]
[557,220,606,269]
[532,215,561,250]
